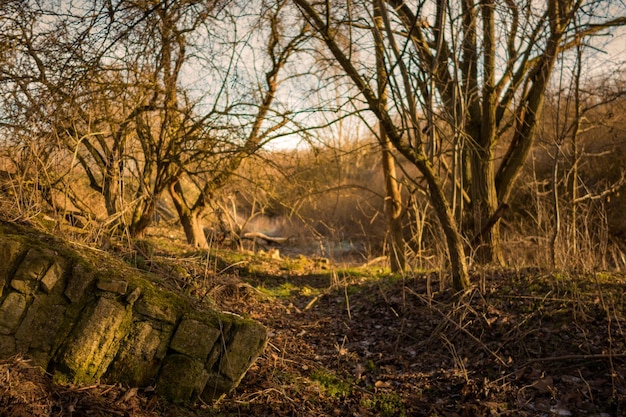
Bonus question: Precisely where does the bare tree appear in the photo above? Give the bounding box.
[543,54,626,268]
[168,0,309,248]
[292,0,625,288]
[1,0,300,243]
[0,1,202,232]
[0,1,127,222]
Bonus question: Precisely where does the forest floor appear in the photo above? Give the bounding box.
[1,232,626,417]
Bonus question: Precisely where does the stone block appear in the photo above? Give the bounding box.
[135,292,179,324]
[157,354,209,403]
[0,334,16,358]
[0,292,27,334]
[125,287,142,304]
[15,300,66,353]
[40,261,64,294]
[11,249,51,295]
[96,278,128,295]
[64,263,95,303]
[0,239,24,297]
[201,372,237,402]
[150,322,173,362]
[107,320,164,386]
[170,318,221,361]
[55,297,130,384]
[218,320,267,382]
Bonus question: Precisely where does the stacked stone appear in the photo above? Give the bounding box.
[0,227,267,403]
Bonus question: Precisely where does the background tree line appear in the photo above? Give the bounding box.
[0,0,625,291]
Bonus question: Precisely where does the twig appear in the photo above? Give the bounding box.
[500,294,580,303]
[469,202,509,246]
[364,256,387,266]
[521,353,626,367]
[304,294,322,310]
[344,285,351,320]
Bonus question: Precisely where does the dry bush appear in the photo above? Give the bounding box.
[0,135,124,247]
[503,88,626,271]
[206,140,394,261]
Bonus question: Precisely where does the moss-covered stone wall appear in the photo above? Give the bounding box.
[0,222,267,403]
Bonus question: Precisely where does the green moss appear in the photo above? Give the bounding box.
[365,359,377,372]
[134,281,187,324]
[310,369,353,398]
[279,256,309,273]
[134,239,156,258]
[184,309,238,333]
[210,248,253,267]
[107,320,166,386]
[53,297,134,385]
[361,392,406,417]
[552,272,568,281]
[257,282,297,298]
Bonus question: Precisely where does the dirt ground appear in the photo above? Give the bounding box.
[1,245,625,417]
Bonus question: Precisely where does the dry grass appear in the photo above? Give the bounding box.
[2,235,625,416]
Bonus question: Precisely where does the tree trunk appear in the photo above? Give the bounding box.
[469,146,504,265]
[467,0,504,266]
[129,197,157,238]
[179,210,208,249]
[381,139,405,272]
[569,43,583,262]
[374,1,405,273]
[169,180,209,249]
[421,159,470,291]
[103,164,121,217]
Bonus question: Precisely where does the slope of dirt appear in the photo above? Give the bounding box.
[1,242,625,416]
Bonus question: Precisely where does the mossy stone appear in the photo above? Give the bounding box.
[15,299,66,353]
[219,320,267,382]
[134,285,183,324]
[11,249,51,295]
[0,292,28,334]
[170,318,221,361]
[0,239,24,297]
[0,224,267,405]
[96,278,128,294]
[157,354,210,403]
[107,320,164,386]
[64,262,96,303]
[55,297,131,384]
[40,261,65,294]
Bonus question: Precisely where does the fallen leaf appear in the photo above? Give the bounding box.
[374,380,391,388]
[530,375,554,393]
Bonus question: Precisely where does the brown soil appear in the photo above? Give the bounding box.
[1,246,625,417]
[216,266,626,417]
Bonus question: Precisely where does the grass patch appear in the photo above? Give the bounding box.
[310,369,353,399]
[361,392,407,417]
[257,282,298,298]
